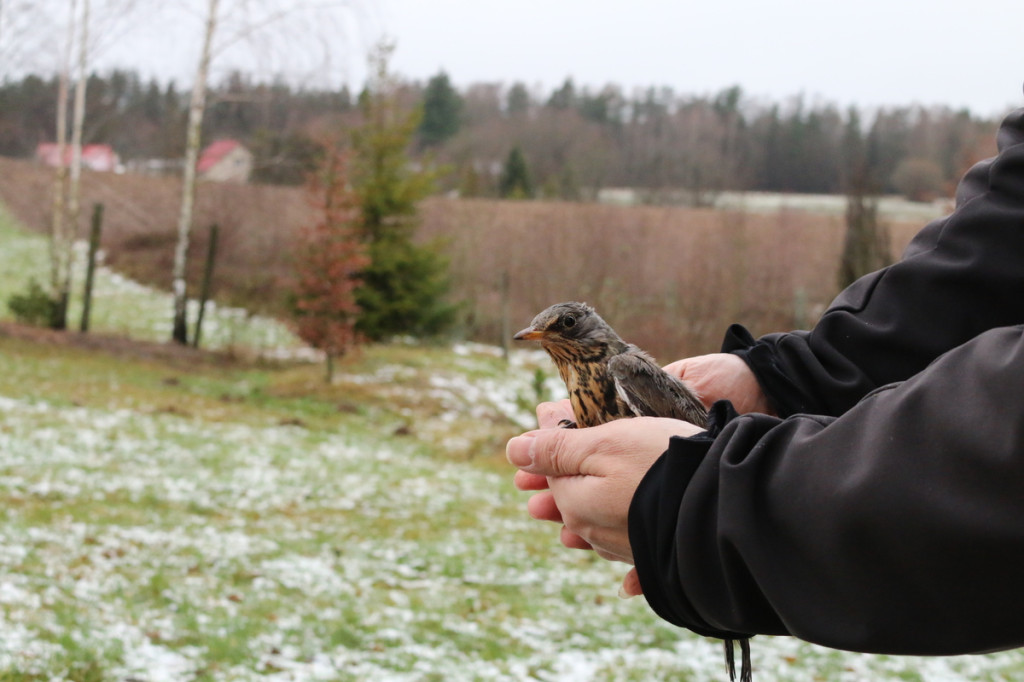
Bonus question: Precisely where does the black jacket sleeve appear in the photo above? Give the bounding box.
[630,324,1024,655]
[725,107,1024,417]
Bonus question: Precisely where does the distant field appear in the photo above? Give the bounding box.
[599,188,951,223]
[1,205,1023,679]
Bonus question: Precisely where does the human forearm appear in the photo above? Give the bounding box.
[632,324,1024,654]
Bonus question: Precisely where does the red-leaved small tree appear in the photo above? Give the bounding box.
[291,146,369,381]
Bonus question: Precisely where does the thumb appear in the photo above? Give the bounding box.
[506,427,592,477]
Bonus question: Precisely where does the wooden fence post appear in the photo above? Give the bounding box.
[500,270,510,362]
[79,202,104,332]
[192,223,219,349]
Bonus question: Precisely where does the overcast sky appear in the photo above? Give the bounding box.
[377,0,1023,115]
[77,0,1024,116]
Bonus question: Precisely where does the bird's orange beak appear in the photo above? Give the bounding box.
[513,326,544,341]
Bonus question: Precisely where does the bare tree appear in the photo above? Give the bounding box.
[172,0,220,344]
[51,0,132,328]
[63,0,91,324]
[48,0,77,329]
[0,1,53,77]
[33,0,138,328]
[170,0,364,345]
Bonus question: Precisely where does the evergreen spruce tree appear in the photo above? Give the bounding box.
[418,71,462,148]
[498,146,533,199]
[506,82,530,117]
[546,78,576,110]
[350,43,456,341]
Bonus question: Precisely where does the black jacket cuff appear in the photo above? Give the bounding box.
[722,323,814,417]
[628,400,753,639]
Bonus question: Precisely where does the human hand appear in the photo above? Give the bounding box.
[508,404,703,596]
[663,352,775,415]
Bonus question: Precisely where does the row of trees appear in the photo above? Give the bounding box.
[444,80,1000,204]
[0,71,1003,203]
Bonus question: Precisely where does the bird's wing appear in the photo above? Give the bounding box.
[608,347,708,427]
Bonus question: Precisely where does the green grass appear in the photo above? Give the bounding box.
[1,207,1023,680]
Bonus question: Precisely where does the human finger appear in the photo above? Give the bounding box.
[619,568,643,598]
[513,469,549,491]
[527,491,562,523]
[559,525,593,551]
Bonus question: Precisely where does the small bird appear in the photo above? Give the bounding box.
[513,301,752,682]
[512,301,707,429]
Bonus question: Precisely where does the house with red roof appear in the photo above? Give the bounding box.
[36,143,121,173]
[197,139,253,183]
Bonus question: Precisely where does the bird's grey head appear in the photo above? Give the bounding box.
[512,302,623,353]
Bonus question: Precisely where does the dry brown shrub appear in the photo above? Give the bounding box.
[419,198,921,360]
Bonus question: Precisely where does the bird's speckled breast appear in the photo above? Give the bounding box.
[554,356,629,428]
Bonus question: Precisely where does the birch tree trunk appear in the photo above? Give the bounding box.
[171,0,219,344]
[68,0,90,239]
[60,0,90,328]
[49,0,77,329]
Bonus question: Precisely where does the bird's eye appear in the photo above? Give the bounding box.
[562,314,576,328]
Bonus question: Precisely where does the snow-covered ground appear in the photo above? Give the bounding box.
[0,216,307,357]
[1,211,1022,680]
[596,188,953,223]
[0,386,1022,680]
